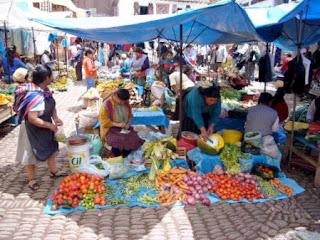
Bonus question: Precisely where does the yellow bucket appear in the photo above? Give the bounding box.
[222,130,243,144]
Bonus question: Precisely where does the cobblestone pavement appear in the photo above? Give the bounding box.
[0,82,319,240]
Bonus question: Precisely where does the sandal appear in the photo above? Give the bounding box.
[28,180,40,191]
[50,170,67,178]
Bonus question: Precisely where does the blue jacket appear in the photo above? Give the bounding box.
[2,58,27,76]
[185,87,221,129]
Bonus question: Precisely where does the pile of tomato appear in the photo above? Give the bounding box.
[52,173,106,210]
[207,174,267,202]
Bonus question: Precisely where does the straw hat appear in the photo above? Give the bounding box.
[13,68,28,83]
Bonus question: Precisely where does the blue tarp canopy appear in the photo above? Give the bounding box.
[32,0,260,45]
[247,0,320,50]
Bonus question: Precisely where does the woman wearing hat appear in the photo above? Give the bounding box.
[13,68,29,84]
[131,47,150,86]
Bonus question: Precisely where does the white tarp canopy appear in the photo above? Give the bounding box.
[0,0,53,30]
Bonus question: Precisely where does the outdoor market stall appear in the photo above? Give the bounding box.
[44,130,304,215]
[249,0,320,186]
[24,0,318,215]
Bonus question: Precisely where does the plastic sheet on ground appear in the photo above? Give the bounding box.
[188,147,283,176]
[44,158,304,215]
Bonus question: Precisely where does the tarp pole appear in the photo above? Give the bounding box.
[31,27,37,63]
[207,45,210,81]
[3,21,10,83]
[288,12,304,166]
[158,38,163,82]
[178,24,183,135]
[56,40,60,75]
[64,35,68,77]
[264,43,269,92]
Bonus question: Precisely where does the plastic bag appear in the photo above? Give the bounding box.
[78,108,99,129]
[261,136,279,159]
[244,132,262,148]
[164,88,176,106]
[55,127,67,143]
[151,82,166,99]
[79,134,103,156]
[108,163,129,179]
[75,155,109,177]
[240,158,253,173]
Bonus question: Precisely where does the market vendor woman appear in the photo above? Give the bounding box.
[99,88,144,157]
[181,84,221,141]
[14,65,64,190]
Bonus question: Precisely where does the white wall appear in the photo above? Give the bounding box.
[117,0,208,17]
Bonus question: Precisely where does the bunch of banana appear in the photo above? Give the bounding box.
[96,79,122,93]
[0,94,10,105]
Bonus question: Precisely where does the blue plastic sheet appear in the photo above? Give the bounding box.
[131,109,169,128]
[187,147,282,174]
[44,157,303,215]
[273,127,287,145]
[215,117,246,132]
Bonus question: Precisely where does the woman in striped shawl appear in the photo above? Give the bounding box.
[14,65,64,190]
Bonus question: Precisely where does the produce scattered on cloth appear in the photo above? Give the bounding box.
[182,171,213,206]
[51,173,106,211]
[220,143,249,175]
[208,173,265,201]
[156,167,189,207]
[221,87,242,101]
[143,138,177,180]
[270,178,293,196]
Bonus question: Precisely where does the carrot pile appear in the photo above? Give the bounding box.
[270,179,293,196]
[156,167,189,207]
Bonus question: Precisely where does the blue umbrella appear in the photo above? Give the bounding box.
[247,0,320,50]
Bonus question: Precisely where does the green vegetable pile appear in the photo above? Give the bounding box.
[221,88,242,101]
[220,144,249,175]
[138,193,159,205]
[257,177,279,198]
[144,139,177,180]
[118,174,157,196]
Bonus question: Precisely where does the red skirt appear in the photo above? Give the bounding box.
[106,127,144,151]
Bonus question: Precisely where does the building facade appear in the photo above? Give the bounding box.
[237,0,297,7]
[72,0,211,17]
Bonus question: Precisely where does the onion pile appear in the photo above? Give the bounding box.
[233,173,257,185]
[183,172,215,206]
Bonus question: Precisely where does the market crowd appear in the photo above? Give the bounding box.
[1,35,320,190]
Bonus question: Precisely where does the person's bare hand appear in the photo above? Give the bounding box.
[49,123,58,133]
[54,118,63,126]
[200,128,209,141]
[118,122,126,128]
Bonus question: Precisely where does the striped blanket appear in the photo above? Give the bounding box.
[14,83,52,124]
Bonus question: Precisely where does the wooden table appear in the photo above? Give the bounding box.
[286,135,320,187]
